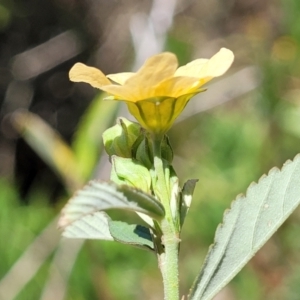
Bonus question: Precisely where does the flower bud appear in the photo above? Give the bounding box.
[103,117,141,158]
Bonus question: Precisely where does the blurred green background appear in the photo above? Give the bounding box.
[1,0,300,299]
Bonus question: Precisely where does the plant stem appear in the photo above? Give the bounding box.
[159,219,180,300]
[152,137,180,300]
[152,138,171,213]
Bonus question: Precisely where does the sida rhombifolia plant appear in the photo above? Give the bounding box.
[58,48,300,300]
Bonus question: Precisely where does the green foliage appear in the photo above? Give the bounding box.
[189,155,300,300]
[59,180,165,232]
[108,221,154,250]
[0,180,55,300]
[62,211,114,240]
[5,1,300,298]
[111,156,152,192]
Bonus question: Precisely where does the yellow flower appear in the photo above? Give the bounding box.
[69,48,234,138]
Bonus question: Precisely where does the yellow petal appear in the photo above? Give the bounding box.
[69,63,111,88]
[100,85,135,101]
[197,48,234,79]
[174,58,208,77]
[154,76,200,98]
[175,48,234,81]
[107,72,134,85]
[124,52,178,99]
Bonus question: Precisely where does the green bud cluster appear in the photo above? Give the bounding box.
[102,117,140,158]
[103,117,173,165]
[102,117,174,193]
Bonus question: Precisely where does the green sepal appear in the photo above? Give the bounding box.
[102,117,141,158]
[180,179,198,228]
[169,177,181,229]
[108,220,154,251]
[134,133,173,169]
[161,135,173,164]
[135,133,153,169]
[111,156,152,193]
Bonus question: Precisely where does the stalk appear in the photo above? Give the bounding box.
[152,137,180,300]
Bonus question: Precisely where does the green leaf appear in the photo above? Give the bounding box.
[12,111,83,192]
[180,179,198,227]
[189,154,300,300]
[111,156,151,192]
[58,181,165,228]
[61,211,114,240]
[108,220,154,250]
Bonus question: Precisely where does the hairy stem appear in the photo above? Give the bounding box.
[152,137,180,300]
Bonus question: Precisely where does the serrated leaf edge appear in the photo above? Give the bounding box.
[189,154,300,300]
[58,180,165,228]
